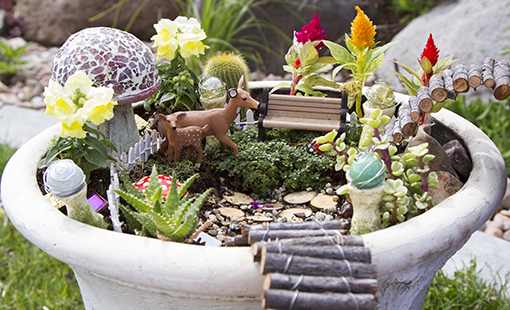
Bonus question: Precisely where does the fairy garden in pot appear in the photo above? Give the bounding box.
[37,7,509,252]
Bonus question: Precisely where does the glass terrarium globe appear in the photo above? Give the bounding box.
[199,75,227,110]
[366,80,396,109]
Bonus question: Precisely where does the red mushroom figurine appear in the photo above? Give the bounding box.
[133,175,185,197]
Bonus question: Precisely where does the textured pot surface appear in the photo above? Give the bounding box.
[1,88,506,310]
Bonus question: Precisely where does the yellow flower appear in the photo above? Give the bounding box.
[64,70,92,98]
[43,71,119,137]
[61,120,86,138]
[180,41,206,58]
[151,16,207,61]
[348,6,376,49]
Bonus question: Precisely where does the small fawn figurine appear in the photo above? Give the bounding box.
[155,113,209,163]
[171,76,259,155]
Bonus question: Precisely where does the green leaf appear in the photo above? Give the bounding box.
[391,71,419,95]
[323,40,356,64]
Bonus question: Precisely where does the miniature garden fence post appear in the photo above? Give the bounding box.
[106,130,166,232]
[234,109,256,129]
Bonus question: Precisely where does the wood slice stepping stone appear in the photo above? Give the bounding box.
[278,208,313,221]
[246,214,273,222]
[262,203,285,211]
[310,195,337,210]
[217,207,244,219]
[283,191,317,205]
[222,191,254,205]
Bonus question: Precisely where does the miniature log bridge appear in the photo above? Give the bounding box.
[257,88,349,141]
[390,57,510,143]
[232,220,378,310]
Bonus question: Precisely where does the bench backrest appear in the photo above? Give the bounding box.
[266,94,343,120]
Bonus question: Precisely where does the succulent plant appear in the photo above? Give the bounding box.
[202,51,251,91]
[116,166,211,242]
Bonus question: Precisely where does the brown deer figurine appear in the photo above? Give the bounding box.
[170,76,259,155]
[155,113,209,163]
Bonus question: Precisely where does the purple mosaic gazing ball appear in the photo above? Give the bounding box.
[51,27,161,105]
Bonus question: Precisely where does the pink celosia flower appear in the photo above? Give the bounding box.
[295,13,327,50]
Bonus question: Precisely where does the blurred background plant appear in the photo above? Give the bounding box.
[89,0,297,74]
[0,37,30,83]
[444,96,510,176]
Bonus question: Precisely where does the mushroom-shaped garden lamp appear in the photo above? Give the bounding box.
[51,27,161,155]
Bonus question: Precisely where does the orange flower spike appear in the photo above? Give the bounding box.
[348,6,377,49]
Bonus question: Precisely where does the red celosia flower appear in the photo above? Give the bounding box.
[419,34,440,85]
[295,13,327,50]
[294,57,301,69]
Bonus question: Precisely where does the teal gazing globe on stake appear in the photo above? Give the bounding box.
[348,153,386,189]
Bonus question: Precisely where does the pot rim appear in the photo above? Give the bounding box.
[1,90,506,296]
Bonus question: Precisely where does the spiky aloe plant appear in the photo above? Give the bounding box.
[116,166,211,242]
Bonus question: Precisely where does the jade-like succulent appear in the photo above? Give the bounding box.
[116,166,211,242]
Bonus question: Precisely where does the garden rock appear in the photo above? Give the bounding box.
[15,0,179,46]
[377,0,510,103]
[428,171,464,204]
[407,126,459,178]
[500,178,510,210]
[443,139,472,180]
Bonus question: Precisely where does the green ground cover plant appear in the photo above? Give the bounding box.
[444,96,510,175]
[424,260,510,309]
[0,212,84,310]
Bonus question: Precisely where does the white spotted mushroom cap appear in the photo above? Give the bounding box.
[51,27,161,105]
[133,175,185,197]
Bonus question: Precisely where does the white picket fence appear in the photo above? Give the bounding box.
[106,130,166,232]
[234,109,256,129]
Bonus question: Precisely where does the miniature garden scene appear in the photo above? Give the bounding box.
[1,0,510,309]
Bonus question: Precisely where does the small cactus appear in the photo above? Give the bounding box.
[203,52,251,91]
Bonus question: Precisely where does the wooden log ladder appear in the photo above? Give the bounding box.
[233,220,379,310]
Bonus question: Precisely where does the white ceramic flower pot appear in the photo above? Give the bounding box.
[1,89,506,310]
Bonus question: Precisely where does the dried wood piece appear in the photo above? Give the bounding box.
[392,117,404,144]
[493,60,510,100]
[249,229,348,244]
[428,74,448,102]
[416,86,434,113]
[278,208,313,221]
[251,235,365,255]
[247,219,347,232]
[246,214,273,222]
[264,273,378,294]
[468,64,482,88]
[260,252,377,278]
[481,57,495,88]
[310,195,337,210]
[257,243,371,263]
[383,116,396,146]
[217,207,244,219]
[283,191,317,205]
[452,64,469,93]
[226,234,249,246]
[398,104,418,137]
[222,191,254,205]
[442,69,457,100]
[262,289,377,310]
[408,96,421,122]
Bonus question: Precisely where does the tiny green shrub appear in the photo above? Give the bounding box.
[444,96,510,175]
[208,127,336,194]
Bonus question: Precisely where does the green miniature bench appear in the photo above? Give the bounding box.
[257,88,348,141]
